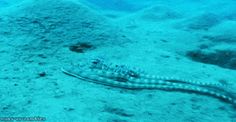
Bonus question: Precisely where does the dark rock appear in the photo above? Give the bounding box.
[69,42,95,53]
[38,72,47,77]
[186,49,236,70]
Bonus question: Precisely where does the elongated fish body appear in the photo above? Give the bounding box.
[62,59,236,105]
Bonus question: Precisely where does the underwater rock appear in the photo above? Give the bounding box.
[186,49,236,70]
[69,42,95,53]
[38,72,47,77]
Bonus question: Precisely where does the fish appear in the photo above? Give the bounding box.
[61,58,236,106]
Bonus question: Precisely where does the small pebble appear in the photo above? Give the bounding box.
[38,72,46,77]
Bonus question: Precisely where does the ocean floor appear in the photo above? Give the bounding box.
[0,0,236,121]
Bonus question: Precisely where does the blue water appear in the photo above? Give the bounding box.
[0,0,236,122]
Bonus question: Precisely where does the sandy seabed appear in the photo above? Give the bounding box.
[0,0,236,121]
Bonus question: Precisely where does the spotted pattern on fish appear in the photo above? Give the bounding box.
[61,59,236,105]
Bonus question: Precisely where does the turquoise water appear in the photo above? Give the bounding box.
[0,0,236,122]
